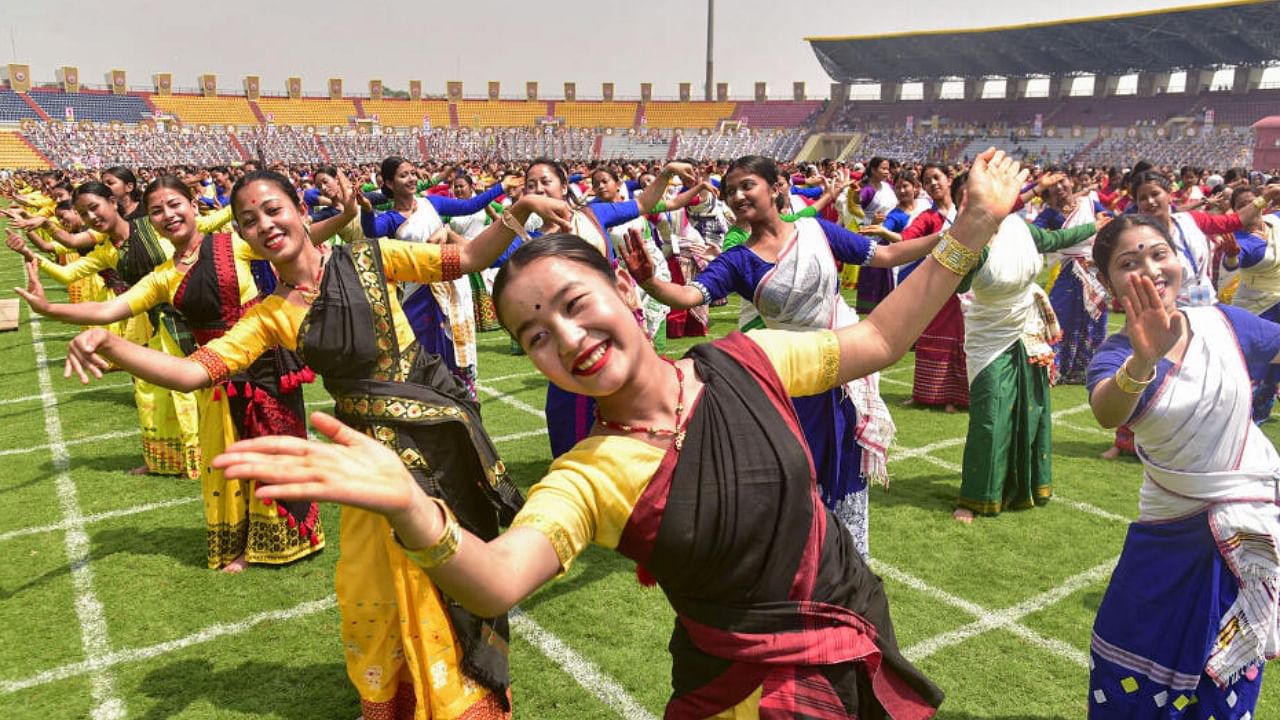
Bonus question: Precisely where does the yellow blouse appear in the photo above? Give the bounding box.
[199,239,444,378]
[120,236,260,316]
[511,328,840,572]
[37,236,118,285]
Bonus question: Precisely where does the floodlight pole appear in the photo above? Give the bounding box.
[705,0,714,101]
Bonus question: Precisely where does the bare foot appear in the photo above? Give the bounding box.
[221,554,248,574]
[1100,445,1122,460]
[901,398,917,407]
[127,464,151,476]
[953,508,974,524]
[944,404,958,414]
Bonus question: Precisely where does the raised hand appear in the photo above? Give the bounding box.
[962,148,1028,230]
[661,161,698,186]
[213,412,420,519]
[13,258,50,314]
[1121,274,1185,369]
[617,226,655,285]
[64,327,113,383]
[521,195,573,233]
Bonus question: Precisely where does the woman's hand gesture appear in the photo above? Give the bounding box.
[64,327,114,383]
[13,257,50,314]
[1121,274,1185,369]
[214,412,420,521]
[519,195,573,234]
[5,230,35,261]
[617,226,655,285]
[962,148,1029,229]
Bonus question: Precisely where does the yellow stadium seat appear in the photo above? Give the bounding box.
[148,94,259,126]
[554,102,638,129]
[0,131,50,169]
[361,99,451,128]
[642,101,736,129]
[255,98,357,127]
[453,100,548,128]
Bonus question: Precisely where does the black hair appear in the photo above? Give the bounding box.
[379,156,412,198]
[527,157,569,186]
[868,156,889,174]
[142,175,195,207]
[73,181,115,203]
[491,234,615,331]
[950,170,969,209]
[724,155,780,188]
[590,166,620,184]
[102,166,142,202]
[228,169,303,222]
[313,164,339,180]
[1128,170,1171,198]
[1231,186,1256,211]
[893,169,919,186]
[54,199,75,214]
[1091,213,1174,287]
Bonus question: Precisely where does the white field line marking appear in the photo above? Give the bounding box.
[1054,497,1130,524]
[0,596,336,695]
[0,429,139,458]
[895,558,1116,666]
[0,497,198,543]
[493,428,548,444]
[28,318,124,719]
[510,609,657,720]
[1057,420,1113,438]
[4,378,134,406]
[879,376,910,388]
[475,382,546,419]
[482,370,543,384]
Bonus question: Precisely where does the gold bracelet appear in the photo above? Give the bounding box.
[930,231,982,276]
[394,496,462,569]
[1113,356,1156,394]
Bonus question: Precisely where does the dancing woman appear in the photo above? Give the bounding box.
[1033,170,1109,385]
[61,170,569,718]
[1221,188,1280,422]
[14,176,324,572]
[1085,214,1280,719]
[621,156,938,559]
[214,148,1029,719]
[359,156,512,392]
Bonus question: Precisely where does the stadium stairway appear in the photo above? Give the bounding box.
[19,94,51,122]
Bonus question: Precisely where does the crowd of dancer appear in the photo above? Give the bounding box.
[3,142,1280,718]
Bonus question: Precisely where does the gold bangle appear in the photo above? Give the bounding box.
[394,496,462,569]
[1113,357,1155,394]
[930,231,982,276]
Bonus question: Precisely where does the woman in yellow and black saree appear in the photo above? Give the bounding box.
[61,170,571,719]
[211,149,1029,719]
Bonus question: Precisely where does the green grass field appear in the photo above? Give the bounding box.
[2,244,1278,719]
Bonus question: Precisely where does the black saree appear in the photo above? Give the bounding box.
[616,332,943,720]
[297,238,523,705]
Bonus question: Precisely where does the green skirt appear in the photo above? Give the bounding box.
[957,340,1053,515]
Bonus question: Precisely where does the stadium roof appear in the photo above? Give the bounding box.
[807,0,1280,83]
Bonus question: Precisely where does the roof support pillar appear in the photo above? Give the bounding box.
[1187,68,1214,94]
[1136,72,1169,97]
[964,78,980,101]
[1233,66,1262,94]
[1095,74,1120,99]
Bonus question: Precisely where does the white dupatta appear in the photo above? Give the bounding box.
[1132,306,1280,684]
[753,217,896,485]
[963,216,1060,384]
[396,198,476,369]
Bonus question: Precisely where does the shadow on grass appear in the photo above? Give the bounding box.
[136,659,353,720]
[0,472,45,495]
[942,714,1071,720]
[0,563,70,601]
[871,473,962,516]
[519,545,637,613]
[92,525,207,569]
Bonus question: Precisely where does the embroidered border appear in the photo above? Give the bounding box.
[440,244,462,282]
[509,512,577,571]
[189,346,230,386]
[817,329,840,390]
[335,394,463,422]
[350,241,401,382]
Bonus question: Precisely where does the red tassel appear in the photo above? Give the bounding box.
[226,383,238,398]
[261,498,272,506]
[281,374,295,393]
[212,387,222,402]
[243,382,252,397]
[286,515,297,528]
[301,366,315,383]
[635,564,657,587]
[254,387,268,403]
[276,504,288,517]
[309,535,320,546]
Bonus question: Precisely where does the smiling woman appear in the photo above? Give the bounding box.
[1085,212,1280,719]
[53,168,572,719]
[211,147,1030,719]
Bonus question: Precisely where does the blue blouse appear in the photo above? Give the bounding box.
[360,183,506,238]
[693,218,872,302]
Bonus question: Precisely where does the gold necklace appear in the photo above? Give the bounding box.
[280,248,329,304]
[176,235,203,266]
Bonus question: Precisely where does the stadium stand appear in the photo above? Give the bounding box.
[1075,127,1255,169]
[237,127,326,164]
[0,131,50,168]
[0,89,43,123]
[23,125,242,168]
[255,97,356,127]
[27,88,150,123]
[453,100,550,128]
[641,101,736,129]
[675,128,808,162]
[552,101,638,129]
[731,100,822,128]
[324,131,422,164]
[361,99,452,129]
[148,94,259,126]
[599,131,672,161]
